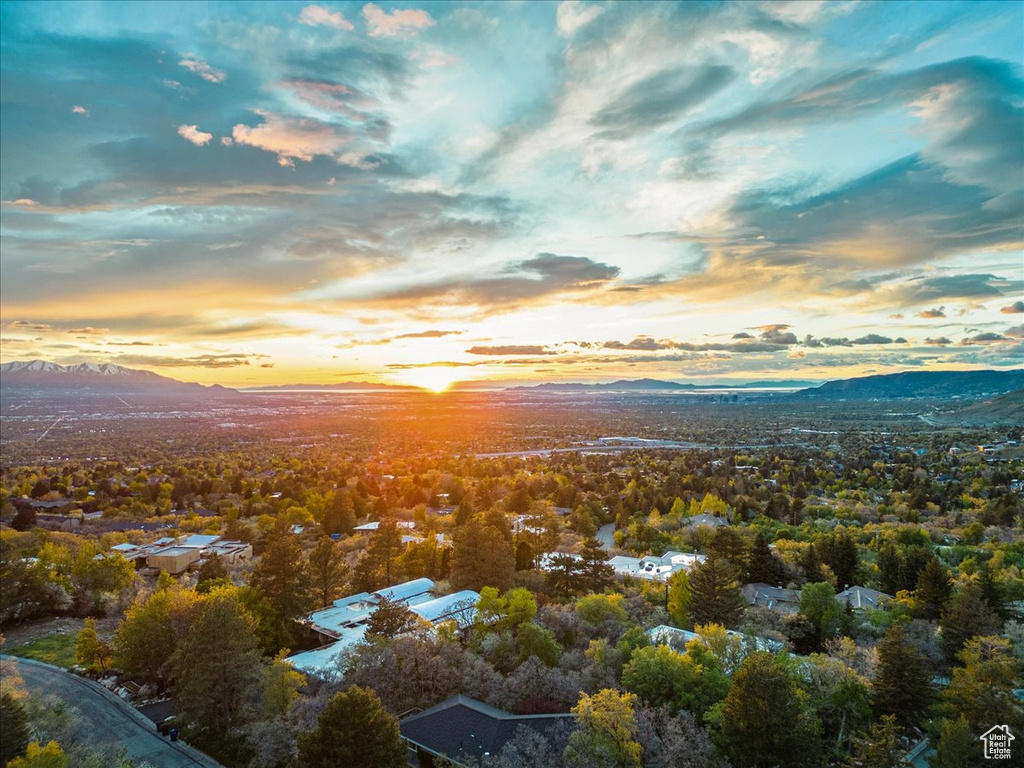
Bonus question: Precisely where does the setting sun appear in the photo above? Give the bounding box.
[397,367,463,393]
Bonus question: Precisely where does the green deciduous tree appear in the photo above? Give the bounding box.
[296,685,407,768]
[113,587,202,685]
[564,689,643,768]
[666,569,691,628]
[75,617,112,673]
[800,582,843,651]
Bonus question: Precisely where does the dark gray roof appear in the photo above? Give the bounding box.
[400,695,572,765]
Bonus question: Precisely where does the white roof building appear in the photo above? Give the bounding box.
[288,578,480,676]
[608,551,706,582]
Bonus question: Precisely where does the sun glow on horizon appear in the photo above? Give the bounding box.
[396,367,465,393]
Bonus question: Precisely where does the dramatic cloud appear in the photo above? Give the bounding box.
[592,65,736,139]
[66,327,108,335]
[960,332,1008,345]
[1002,301,1024,314]
[177,124,213,146]
[557,1,604,37]
[299,5,355,30]
[231,110,375,167]
[362,3,434,38]
[361,253,620,308]
[178,55,226,83]
[396,329,462,339]
[466,345,557,356]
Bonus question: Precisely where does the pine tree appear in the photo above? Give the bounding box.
[939,583,1001,662]
[297,686,407,768]
[914,557,952,620]
[173,588,263,734]
[578,536,614,593]
[872,621,934,730]
[352,516,402,591]
[195,553,228,592]
[975,560,1006,619]
[0,692,30,765]
[365,596,421,639]
[711,652,821,767]
[689,555,746,628]
[250,521,312,620]
[746,530,781,584]
[877,545,901,596]
[450,517,514,592]
[307,536,348,608]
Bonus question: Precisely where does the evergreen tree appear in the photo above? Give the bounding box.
[877,545,901,596]
[820,531,860,590]
[250,521,312,621]
[939,583,1001,662]
[450,517,514,592]
[975,560,1006,619]
[710,652,821,767]
[307,536,349,608]
[746,531,781,585]
[689,556,746,629]
[872,622,934,730]
[897,545,932,593]
[843,715,906,768]
[578,537,614,593]
[195,553,228,592]
[800,543,827,584]
[514,540,535,571]
[365,596,421,639]
[914,557,952,620]
[173,588,263,734]
[0,692,30,765]
[352,515,402,591]
[297,686,407,768]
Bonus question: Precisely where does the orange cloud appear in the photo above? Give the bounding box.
[299,4,355,30]
[362,3,434,37]
[177,124,213,146]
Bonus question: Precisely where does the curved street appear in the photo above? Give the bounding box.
[2,655,221,768]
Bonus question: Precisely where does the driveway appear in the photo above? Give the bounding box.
[2,655,221,768]
[596,523,616,549]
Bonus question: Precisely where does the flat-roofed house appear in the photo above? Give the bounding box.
[147,546,200,575]
[287,578,480,676]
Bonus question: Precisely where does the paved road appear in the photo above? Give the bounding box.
[596,523,616,549]
[2,655,221,768]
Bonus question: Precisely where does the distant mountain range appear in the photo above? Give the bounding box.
[510,378,818,392]
[796,369,1024,400]
[3,362,1021,404]
[238,382,420,392]
[0,360,239,397]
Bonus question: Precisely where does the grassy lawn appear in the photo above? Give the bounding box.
[7,632,78,669]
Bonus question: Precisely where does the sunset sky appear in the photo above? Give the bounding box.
[1,0,1022,389]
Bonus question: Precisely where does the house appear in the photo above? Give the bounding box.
[399,695,573,767]
[353,521,417,532]
[681,513,730,529]
[742,582,802,614]
[607,551,705,582]
[146,546,200,575]
[288,578,480,676]
[836,586,892,611]
[647,624,785,655]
